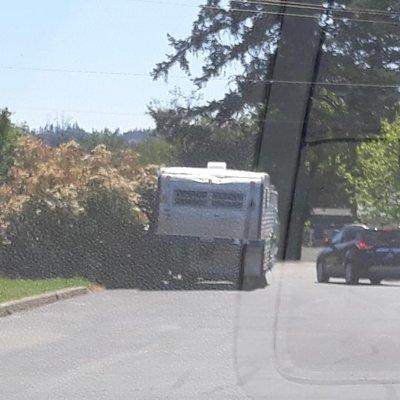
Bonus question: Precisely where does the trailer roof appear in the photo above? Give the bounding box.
[160,166,269,184]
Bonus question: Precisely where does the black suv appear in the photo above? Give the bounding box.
[316,226,400,285]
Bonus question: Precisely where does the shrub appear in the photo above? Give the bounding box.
[0,136,160,287]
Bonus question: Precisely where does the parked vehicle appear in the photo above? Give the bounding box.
[157,162,279,287]
[316,226,400,285]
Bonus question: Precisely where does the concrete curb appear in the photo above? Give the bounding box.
[0,286,91,318]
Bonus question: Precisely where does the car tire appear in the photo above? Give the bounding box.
[316,261,329,283]
[370,277,382,285]
[345,263,359,285]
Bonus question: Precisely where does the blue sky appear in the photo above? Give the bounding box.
[0,0,230,131]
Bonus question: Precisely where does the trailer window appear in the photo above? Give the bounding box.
[211,191,244,209]
[174,190,208,206]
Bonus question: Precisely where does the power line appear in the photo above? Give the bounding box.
[0,65,189,80]
[1,65,399,89]
[237,0,400,18]
[264,79,399,89]
[126,0,400,26]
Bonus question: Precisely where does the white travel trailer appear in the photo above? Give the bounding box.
[157,162,278,287]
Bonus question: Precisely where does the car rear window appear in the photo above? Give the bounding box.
[362,231,400,247]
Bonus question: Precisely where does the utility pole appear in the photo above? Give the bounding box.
[256,0,329,260]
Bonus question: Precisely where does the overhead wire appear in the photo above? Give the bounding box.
[268,79,399,89]
[1,65,398,89]
[0,65,189,80]
[126,0,400,26]
[234,0,399,18]
[3,1,398,121]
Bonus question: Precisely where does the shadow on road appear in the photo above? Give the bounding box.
[1,250,266,292]
[106,269,268,291]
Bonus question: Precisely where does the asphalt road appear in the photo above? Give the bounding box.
[3,260,400,399]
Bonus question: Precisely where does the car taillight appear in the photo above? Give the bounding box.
[356,240,372,250]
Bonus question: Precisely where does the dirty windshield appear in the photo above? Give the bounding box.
[1,1,400,399]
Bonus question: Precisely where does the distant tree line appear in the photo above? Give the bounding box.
[28,121,174,166]
[34,122,153,149]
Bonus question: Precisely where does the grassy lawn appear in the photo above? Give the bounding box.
[0,278,92,303]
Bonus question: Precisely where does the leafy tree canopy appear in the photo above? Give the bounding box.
[151,0,400,214]
[339,116,400,226]
[148,94,259,169]
[153,0,400,139]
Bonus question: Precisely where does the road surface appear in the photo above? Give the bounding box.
[2,260,400,399]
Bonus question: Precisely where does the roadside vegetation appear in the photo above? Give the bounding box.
[339,117,400,226]
[0,277,91,303]
[0,110,161,288]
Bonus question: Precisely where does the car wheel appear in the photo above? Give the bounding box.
[345,263,359,285]
[370,277,382,285]
[316,261,329,283]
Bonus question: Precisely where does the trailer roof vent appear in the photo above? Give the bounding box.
[207,162,227,170]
